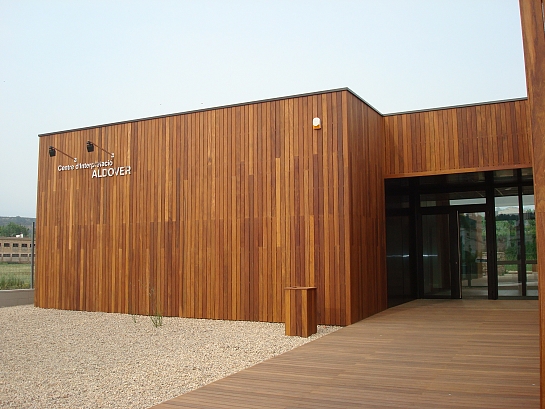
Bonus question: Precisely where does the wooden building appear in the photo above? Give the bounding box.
[35,0,545,402]
[36,90,386,326]
[34,87,535,321]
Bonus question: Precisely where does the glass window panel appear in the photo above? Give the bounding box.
[387,216,412,307]
[494,169,518,183]
[445,172,486,185]
[402,218,413,300]
[421,192,451,207]
[495,187,519,198]
[527,263,538,297]
[450,197,486,206]
[459,212,487,299]
[421,191,486,207]
[498,263,522,296]
[419,172,486,186]
[495,199,520,263]
[522,185,534,199]
[386,195,410,210]
[418,175,447,186]
[523,194,536,260]
[422,214,451,297]
[495,195,519,207]
[496,192,522,297]
[521,167,533,181]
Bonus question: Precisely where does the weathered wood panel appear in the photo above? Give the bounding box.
[36,90,385,326]
[383,100,533,178]
[519,0,545,404]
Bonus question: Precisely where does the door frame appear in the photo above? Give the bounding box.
[418,204,495,299]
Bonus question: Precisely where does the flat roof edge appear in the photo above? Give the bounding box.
[38,90,529,137]
[38,87,373,137]
[383,96,528,116]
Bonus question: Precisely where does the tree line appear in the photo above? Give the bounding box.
[0,223,30,237]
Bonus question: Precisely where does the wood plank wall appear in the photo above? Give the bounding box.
[34,87,535,328]
[35,90,386,326]
[383,100,533,178]
[519,0,545,405]
[345,93,387,322]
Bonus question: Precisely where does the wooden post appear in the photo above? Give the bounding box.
[284,287,317,337]
[519,0,545,406]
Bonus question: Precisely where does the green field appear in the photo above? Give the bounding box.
[0,262,32,290]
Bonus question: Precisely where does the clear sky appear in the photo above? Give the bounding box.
[0,0,527,218]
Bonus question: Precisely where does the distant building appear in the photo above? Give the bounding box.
[0,237,34,264]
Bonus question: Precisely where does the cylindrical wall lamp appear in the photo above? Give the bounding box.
[86,141,114,158]
[48,146,77,162]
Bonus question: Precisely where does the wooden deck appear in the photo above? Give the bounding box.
[152,300,539,408]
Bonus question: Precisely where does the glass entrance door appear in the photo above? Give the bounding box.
[422,213,452,297]
[459,211,488,299]
[386,168,537,306]
[495,189,537,297]
[421,207,488,299]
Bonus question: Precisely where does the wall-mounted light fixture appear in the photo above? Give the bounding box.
[86,141,114,158]
[48,146,77,162]
[313,117,321,130]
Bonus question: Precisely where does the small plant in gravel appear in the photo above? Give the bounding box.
[148,286,163,328]
[150,312,163,328]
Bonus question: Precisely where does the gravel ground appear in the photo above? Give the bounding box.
[0,305,339,409]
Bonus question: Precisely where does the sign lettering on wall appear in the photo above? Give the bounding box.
[56,160,132,179]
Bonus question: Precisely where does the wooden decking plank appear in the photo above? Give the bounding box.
[152,300,539,408]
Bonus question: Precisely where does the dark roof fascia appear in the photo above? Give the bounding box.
[38,89,529,137]
[342,88,383,115]
[38,87,376,137]
[383,96,528,117]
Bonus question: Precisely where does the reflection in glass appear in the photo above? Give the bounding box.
[418,172,486,186]
[423,214,451,297]
[497,264,522,296]
[421,191,486,207]
[494,169,518,183]
[521,167,533,181]
[459,212,487,298]
[495,195,522,297]
[386,195,410,210]
[523,193,537,296]
[527,264,538,297]
[386,216,412,307]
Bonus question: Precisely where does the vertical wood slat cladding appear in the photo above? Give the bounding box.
[35,90,386,326]
[345,93,387,322]
[519,0,545,405]
[383,100,533,177]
